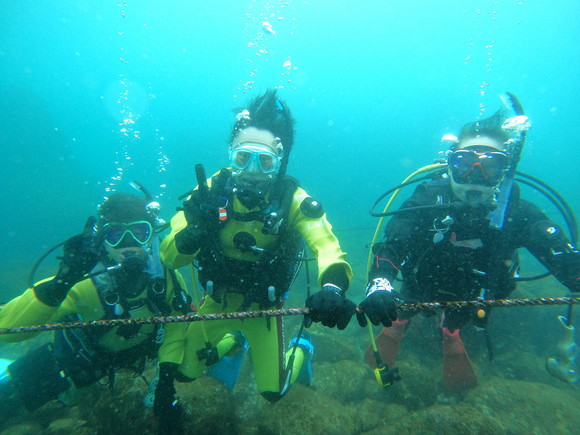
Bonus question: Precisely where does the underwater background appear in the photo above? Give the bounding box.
[1,1,579,433]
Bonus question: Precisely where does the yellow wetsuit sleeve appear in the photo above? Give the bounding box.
[158,269,187,364]
[0,279,59,343]
[0,277,99,343]
[1,272,186,364]
[160,210,194,270]
[289,187,353,288]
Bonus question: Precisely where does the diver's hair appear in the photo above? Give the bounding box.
[453,108,509,150]
[457,125,509,145]
[98,193,151,225]
[230,89,296,155]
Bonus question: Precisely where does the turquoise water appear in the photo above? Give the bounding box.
[1,1,579,287]
[1,1,579,433]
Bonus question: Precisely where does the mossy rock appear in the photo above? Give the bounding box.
[175,376,240,434]
[366,403,504,434]
[250,384,359,434]
[46,418,90,435]
[379,356,440,410]
[0,423,44,435]
[80,376,152,434]
[306,326,361,364]
[465,378,580,433]
[483,350,554,384]
[313,359,371,404]
[356,399,409,432]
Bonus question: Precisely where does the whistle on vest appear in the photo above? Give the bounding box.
[218,201,228,222]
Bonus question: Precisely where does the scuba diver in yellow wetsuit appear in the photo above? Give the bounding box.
[155,89,354,415]
[361,93,580,394]
[0,191,192,425]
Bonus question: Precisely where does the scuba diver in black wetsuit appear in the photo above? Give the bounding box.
[0,191,193,430]
[358,93,580,392]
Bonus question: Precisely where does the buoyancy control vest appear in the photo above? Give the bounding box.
[196,170,305,310]
[52,255,190,387]
[395,177,520,302]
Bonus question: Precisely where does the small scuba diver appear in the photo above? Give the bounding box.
[361,92,580,393]
[156,88,352,418]
[0,190,197,425]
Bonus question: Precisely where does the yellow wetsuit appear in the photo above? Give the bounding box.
[161,175,352,398]
[0,268,186,366]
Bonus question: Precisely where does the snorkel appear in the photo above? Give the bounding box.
[486,93,531,230]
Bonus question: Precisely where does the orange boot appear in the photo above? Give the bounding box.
[441,327,477,392]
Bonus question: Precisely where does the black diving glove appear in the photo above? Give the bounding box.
[35,232,99,306]
[356,278,402,327]
[182,168,230,228]
[175,176,228,255]
[154,363,184,435]
[182,189,224,226]
[305,284,357,330]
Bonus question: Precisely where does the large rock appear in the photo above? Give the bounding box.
[365,403,504,434]
[0,423,44,435]
[175,376,240,434]
[364,378,580,434]
[249,385,359,434]
[46,418,90,435]
[465,378,580,433]
[313,359,373,403]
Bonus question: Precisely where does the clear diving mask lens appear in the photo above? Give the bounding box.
[102,221,153,248]
[449,149,509,186]
[230,146,281,174]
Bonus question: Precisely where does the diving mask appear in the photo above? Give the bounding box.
[102,221,153,248]
[230,145,281,174]
[449,149,509,186]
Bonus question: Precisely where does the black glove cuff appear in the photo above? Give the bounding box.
[34,278,71,307]
[320,264,350,291]
[366,277,394,296]
[158,362,178,386]
[322,283,343,295]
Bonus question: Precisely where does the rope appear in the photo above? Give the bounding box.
[0,308,308,335]
[1,296,579,336]
[398,296,580,311]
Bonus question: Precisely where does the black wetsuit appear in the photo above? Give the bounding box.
[370,178,580,330]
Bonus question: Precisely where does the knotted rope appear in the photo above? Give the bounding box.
[1,296,578,336]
